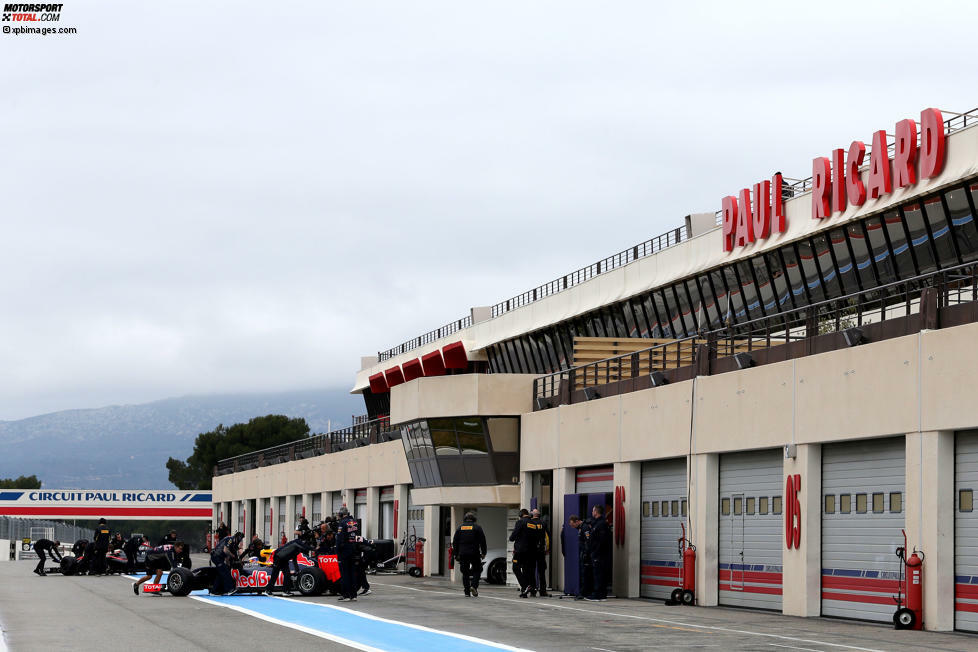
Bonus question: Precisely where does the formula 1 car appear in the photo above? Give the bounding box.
[59,539,191,575]
[160,551,340,597]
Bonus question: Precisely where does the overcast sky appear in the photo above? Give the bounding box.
[1,1,976,420]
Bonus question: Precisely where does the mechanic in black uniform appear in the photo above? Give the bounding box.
[317,528,336,555]
[111,532,125,552]
[158,529,178,546]
[564,515,593,600]
[132,541,185,595]
[335,506,359,602]
[269,533,314,596]
[508,509,534,597]
[91,518,111,575]
[33,538,61,576]
[452,512,487,597]
[528,509,550,597]
[123,535,148,573]
[209,531,244,595]
[356,537,374,596]
[587,505,611,601]
[244,533,266,560]
[216,522,230,539]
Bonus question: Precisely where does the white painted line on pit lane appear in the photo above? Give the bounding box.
[767,645,826,652]
[371,582,885,652]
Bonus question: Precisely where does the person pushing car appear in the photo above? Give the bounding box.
[32,538,61,576]
[268,532,314,596]
[209,531,244,596]
[123,534,148,573]
[452,512,487,597]
[132,541,185,596]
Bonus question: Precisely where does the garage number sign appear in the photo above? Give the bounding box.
[785,474,801,549]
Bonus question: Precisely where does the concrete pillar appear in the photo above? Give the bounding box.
[285,495,296,541]
[342,488,355,513]
[689,453,719,606]
[782,443,821,617]
[519,471,532,511]
[254,497,265,540]
[301,493,312,522]
[394,484,410,541]
[612,461,642,598]
[906,430,954,631]
[423,504,440,576]
[320,491,329,521]
[450,505,464,584]
[366,486,380,539]
[552,467,575,593]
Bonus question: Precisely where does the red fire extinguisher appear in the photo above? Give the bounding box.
[448,545,454,570]
[670,523,696,606]
[893,529,924,630]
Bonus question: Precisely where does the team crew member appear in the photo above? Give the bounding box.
[528,509,550,597]
[356,538,374,596]
[33,539,61,576]
[123,535,148,573]
[111,532,125,552]
[451,512,487,597]
[335,506,359,602]
[317,529,336,555]
[244,533,265,559]
[269,534,313,596]
[132,541,185,596]
[566,515,593,600]
[509,509,534,597]
[158,530,177,546]
[587,505,611,601]
[91,518,111,575]
[210,531,244,596]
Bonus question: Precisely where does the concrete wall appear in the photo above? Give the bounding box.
[390,373,537,424]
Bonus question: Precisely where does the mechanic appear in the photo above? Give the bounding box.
[111,532,125,552]
[335,506,359,602]
[209,530,244,596]
[268,532,314,596]
[32,538,61,576]
[244,533,265,559]
[452,512,487,597]
[216,522,230,539]
[587,505,611,601]
[528,508,550,597]
[317,528,337,555]
[91,518,111,575]
[132,541,185,596]
[158,529,178,546]
[565,515,593,600]
[296,517,311,537]
[355,537,374,596]
[508,509,534,597]
[123,534,148,573]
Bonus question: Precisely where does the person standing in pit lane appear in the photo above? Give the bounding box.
[268,533,314,596]
[356,537,374,596]
[452,512,487,597]
[91,518,111,575]
[587,505,611,601]
[335,506,359,602]
[509,509,534,597]
[528,508,550,597]
[209,531,244,596]
[123,535,148,573]
[158,529,177,546]
[132,541,185,596]
[32,539,61,576]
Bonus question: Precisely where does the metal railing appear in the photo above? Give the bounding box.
[533,260,978,405]
[215,416,396,475]
[378,316,472,362]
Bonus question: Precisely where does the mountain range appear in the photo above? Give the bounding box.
[0,389,363,489]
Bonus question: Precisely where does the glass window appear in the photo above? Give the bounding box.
[589,312,606,338]
[674,283,695,336]
[651,501,659,517]
[765,252,793,311]
[709,269,730,328]
[487,418,518,453]
[796,240,826,303]
[961,489,974,512]
[855,493,868,513]
[864,215,897,285]
[457,432,488,455]
[736,261,762,320]
[721,497,730,516]
[661,500,669,517]
[622,300,638,338]
[945,185,978,264]
[829,227,859,294]
[840,494,851,513]
[643,294,663,338]
[430,429,459,456]
[611,307,627,338]
[696,275,720,329]
[811,234,843,298]
[651,291,673,338]
[922,194,960,267]
[890,492,902,513]
[681,499,687,517]
[642,501,650,517]
[847,223,877,289]
[723,265,746,323]
[902,203,938,273]
[629,299,650,338]
[758,496,769,515]
[780,247,807,306]
[752,257,777,314]
[455,418,483,434]
[664,288,686,338]
[883,209,917,277]
[824,495,836,514]
[685,279,706,333]
[671,500,679,516]
[746,497,756,515]
[872,493,884,513]
[733,496,743,515]
[773,496,783,515]
[401,426,416,460]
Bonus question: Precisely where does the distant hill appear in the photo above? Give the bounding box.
[0,389,363,489]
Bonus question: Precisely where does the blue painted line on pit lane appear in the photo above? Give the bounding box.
[192,594,530,652]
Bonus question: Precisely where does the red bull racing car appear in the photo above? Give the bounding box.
[158,550,341,597]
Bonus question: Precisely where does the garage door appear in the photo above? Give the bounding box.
[263,502,271,541]
[380,487,394,539]
[406,490,426,571]
[312,494,322,523]
[821,437,905,622]
[719,449,783,610]
[576,466,613,494]
[640,458,688,600]
[331,491,344,516]
[355,489,367,522]
[277,497,286,540]
[955,430,978,631]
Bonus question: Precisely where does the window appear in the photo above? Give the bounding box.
[671,500,679,517]
[872,493,884,513]
[651,501,659,517]
[737,261,762,320]
[765,252,793,310]
[829,227,859,294]
[661,500,670,517]
[733,496,743,515]
[840,494,852,514]
[681,499,688,517]
[773,496,783,515]
[752,256,777,314]
[902,203,937,273]
[642,501,650,518]
[883,209,917,277]
[946,184,978,262]
[430,429,459,457]
[961,489,974,512]
[856,493,868,513]
[487,418,518,453]
[848,222,877,288]
[811,233,843,297]
[890,492,902,513]
[721,498,730,516]
[824,495,836,514]
[864,215,897,285]
[758,497,769,515]
[746,497,755,515]
[795,240,825,303]
[921,194,960,267]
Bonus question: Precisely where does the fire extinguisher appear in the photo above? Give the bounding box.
[893,529,924,630]
[448,545,454,570]
[670,523,696,606]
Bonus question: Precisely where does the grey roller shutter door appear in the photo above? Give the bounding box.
[821,437,905,623]
[331,492,344,515]
[640,458,688,600]
[312,495,322,523]
[719,449,784,610]
[955,430,978,632]
[576,466,614,494]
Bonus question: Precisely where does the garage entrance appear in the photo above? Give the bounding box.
[639,458,687,600]
[955,430,978,632]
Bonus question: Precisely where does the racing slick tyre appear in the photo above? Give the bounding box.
[167,566,194,597]
[486,558,506,585]
[408,566,422,578]
[681,589,695,606]
[60,557,78,576]
[296,567,326,596]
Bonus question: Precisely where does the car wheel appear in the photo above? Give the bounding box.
[894,607,916,630]
[408,566,422,578]
[167,567,194,597]
[670,588,683,603]
[487,558,506,585]
[681,589,695,606]
[297,568,326,596]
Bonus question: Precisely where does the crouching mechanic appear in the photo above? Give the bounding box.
[210,531,244,596]
[268,533,314,596]
[33,539,62,576]
[132,541,185,595]
[452,512,487,597]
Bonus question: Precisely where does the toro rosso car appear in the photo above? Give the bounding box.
[59,539,191,576]
[160,550,341,597]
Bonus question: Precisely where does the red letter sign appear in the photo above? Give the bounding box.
[721,195,737,252]
[831,148,847,214]
[866,130,892,199]
[736,188,754,247]
[812,157,831,219]
[846,140,867,207]
[920,108,945,179]
[785,474,802,549]
[772,173,786,234]
[894,119,918,189]
[752,180,772,240]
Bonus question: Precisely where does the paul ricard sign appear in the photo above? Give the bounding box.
[0,490,213,520]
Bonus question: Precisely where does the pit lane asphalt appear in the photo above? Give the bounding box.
[1,555,977,651]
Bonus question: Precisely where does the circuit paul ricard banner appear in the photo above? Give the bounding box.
[0,490,213,520]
